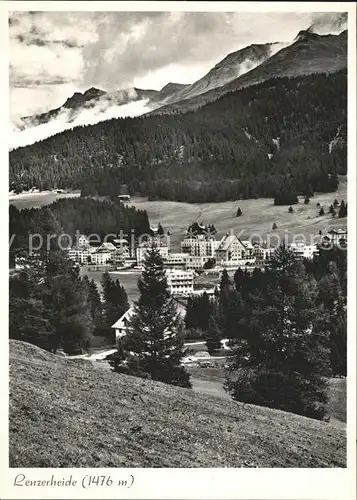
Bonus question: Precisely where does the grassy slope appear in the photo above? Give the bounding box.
[9,340,346,468]
[187,362,347,423]
[9,180,347,253]
[327,378,347,423]
[129,178,347,251]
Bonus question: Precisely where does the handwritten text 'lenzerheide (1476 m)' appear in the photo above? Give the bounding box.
[13,474,135,489]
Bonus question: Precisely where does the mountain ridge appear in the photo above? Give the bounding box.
[12,28,347,152]
[148,30,347,115]
[159,42,282,106]
[13,40,284,134]
[16,86,161,130]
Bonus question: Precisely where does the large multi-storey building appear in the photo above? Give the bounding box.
[215,234,248,265]
[68,239,119,266]
[185,255,211,270]
[251,244,274,263]
[136,242,169,267]
[289,243,319,260]
[181,234,219,257]
[241,240,255,259]
[68,246,91,264]
[166,269,194,297]
[165,252,188,269]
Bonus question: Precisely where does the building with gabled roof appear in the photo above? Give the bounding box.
[111,307,135,344]
[215,233,247,264]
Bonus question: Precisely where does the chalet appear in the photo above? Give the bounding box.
[76,234,89,247]
[323,229,347,247]
[111,301,185,346]
[111,307,135,345]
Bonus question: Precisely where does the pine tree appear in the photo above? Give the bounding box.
[83,278,103,335]
[236,207,242,217]
[203,258,216,270]
[9,216,94,355]
[272,222,277,230]
[338,200,347,218]
[217,270,242,340]
[318,262,347,376]
[218,269,231,323]
[9,296,54,350]
[304,197,310,205]
[319,207,325,216]
[184,293,214,332]
[44,253,94,354]
[110,245,191,388]
[157,223,165,236]
[206,314,222,354]
[288,206,293,213]
[225,245,330,420]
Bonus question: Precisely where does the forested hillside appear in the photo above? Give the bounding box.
[9,198,150,265]
[9,71,346,203]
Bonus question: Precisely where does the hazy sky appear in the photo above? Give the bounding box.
[9,11,347,120]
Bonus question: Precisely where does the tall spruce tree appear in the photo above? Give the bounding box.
[206,313,222,354]
[110,244,191,388]
[318,262,347,376]
[218,269,241,340]
[338,200,347,218]
[44,252,94,354]
[83,276,103,335]
[184,292,214,332]
[225,245,330,420]
[10,246,94,354]
[157,223,165,236]
[101,272,129,338]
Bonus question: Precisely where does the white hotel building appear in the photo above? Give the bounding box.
[181,234,220,270]
[181,234,220,257]
[136,242,169,267]
[165,252,188,269]
[289,243,318,260]
[166,269,194,297]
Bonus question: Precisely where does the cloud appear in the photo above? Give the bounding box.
[9,10,347,128]
[310,12,347,34]
[10,98,158,149]
[79,12,311,90]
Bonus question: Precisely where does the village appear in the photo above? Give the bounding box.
[62,222,348,360]
[67,223,347,298]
